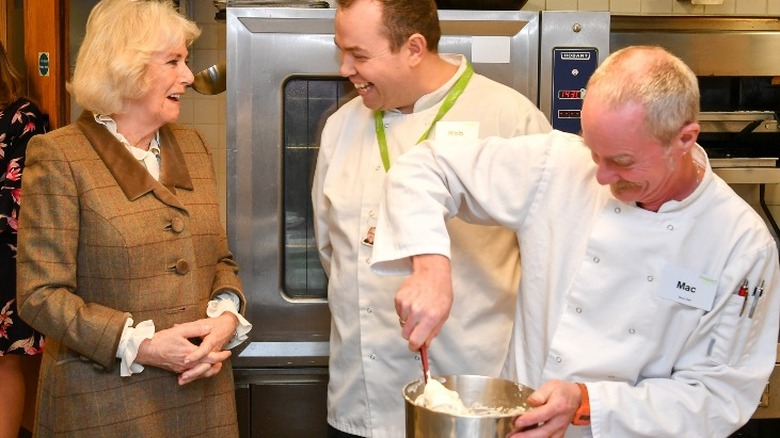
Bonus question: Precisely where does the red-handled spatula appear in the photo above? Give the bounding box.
[420,346,430,383]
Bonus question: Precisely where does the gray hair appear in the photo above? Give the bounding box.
[586,46,700,145]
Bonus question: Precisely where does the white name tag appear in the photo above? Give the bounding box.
[658,265,718,311]
[434,121,480,143]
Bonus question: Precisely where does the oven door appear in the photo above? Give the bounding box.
[226,6,542,369]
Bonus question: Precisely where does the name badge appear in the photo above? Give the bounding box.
[361,216,377,247]
[658,265,718,311]
[434,121,480,143]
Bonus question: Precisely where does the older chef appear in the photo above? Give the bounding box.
[370,45,780,437]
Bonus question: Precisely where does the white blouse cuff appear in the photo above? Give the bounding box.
[207,292,252,349]
[116,318,155,377]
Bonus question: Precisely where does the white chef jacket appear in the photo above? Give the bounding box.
[371,130,780,438]
[312,53,551,437]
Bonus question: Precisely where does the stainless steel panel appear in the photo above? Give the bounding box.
[610,16,780,77]
[228,8,340,365]
[538,11,611,119]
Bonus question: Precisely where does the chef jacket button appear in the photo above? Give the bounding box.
[556,356,562,363]
[576,307,583,313]
[369,210,376,218]
[175,259,190,275]
[375,165,381,171]
[170,217,185,233]
[414,355,421,360]
[592,256,600,263]
[667,224,674,231]
[365,258,371,264]
[614,207,621,214]
[366,307,373,314]
[647,275,654,282]
[369,354,377,360]
[629,328,636,334]
[384,123,389,129]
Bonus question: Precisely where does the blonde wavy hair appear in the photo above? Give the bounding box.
[68,0,200,115]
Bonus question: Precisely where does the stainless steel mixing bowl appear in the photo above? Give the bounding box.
[403,374,534,438]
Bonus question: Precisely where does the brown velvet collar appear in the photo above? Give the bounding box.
[75,111,194,210]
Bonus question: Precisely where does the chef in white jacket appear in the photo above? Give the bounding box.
[370,45,780,437]
[312,0,550,436]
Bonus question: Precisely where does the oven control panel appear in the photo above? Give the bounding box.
[551,47,599,134]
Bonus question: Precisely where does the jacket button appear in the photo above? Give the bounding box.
[170,217,185,233]
[175,259,190,275]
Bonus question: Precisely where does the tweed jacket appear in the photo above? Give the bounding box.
[16,111,245,438]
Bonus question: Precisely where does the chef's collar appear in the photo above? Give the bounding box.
[386,53,466,115]
[656,144,711,213]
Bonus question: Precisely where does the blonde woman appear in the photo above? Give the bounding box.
[16,1,250,436]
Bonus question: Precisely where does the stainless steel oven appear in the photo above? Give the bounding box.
[226,6,608,436]
[611,16,780,438]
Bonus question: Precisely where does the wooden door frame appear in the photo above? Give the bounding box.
[24,0,69,129]
[0,0,6,48]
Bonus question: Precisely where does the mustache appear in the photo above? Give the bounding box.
[612,180,641,193]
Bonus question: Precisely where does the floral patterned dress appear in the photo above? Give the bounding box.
[0,98,46,356]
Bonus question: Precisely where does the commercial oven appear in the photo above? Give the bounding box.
[611,16,780,438]
[226,6,608,436]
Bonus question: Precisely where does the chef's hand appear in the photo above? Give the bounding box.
[395,254,453,351]
[509,380,581,438]
[135,321,231,379]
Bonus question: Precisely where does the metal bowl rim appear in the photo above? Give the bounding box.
[403,374,534,419]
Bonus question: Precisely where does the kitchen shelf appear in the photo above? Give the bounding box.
[713,167,780,185]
